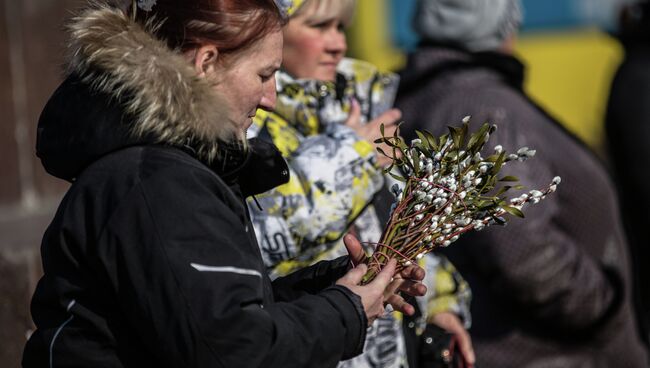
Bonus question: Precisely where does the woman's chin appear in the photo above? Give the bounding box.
[318,71,337,82]
[242,118,254,134]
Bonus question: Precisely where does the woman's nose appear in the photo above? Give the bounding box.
[258,77,277,111]
[325,28,347,55]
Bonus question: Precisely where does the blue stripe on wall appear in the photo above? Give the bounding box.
[389,0,418,51]
[388,0,625,51]
[523,0,580,29]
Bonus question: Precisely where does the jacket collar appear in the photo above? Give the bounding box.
[272,58,400,137]
[220,138,290,197]
[175,137,289,198]
[273,69,355,136]
[399,43,526,93]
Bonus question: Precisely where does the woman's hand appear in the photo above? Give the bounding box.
[341,234,427,319]
[430,311,476,367]
[345,99,402,168]
[336,259,398,325]
[381,262,427,316]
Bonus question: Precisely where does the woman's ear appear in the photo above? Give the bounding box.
[193,44,219,78]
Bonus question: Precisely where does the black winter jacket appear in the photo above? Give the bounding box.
[396,45,649,368]
[23,7,366,368]
[606,40,650,348]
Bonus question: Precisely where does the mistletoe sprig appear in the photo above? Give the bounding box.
[361,117,560,284]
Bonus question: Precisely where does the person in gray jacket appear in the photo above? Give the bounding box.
[395,0,649,366]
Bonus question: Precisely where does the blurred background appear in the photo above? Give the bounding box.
[347,0,630,149]
[0,0,636,366]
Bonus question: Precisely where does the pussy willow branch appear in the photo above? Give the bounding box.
[361,119,560,284]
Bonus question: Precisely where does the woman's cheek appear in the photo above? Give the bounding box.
[297,31,322,54]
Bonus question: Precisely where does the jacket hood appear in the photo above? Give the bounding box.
[37,5,240,181]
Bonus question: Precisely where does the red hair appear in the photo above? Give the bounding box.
[132,0,284,55]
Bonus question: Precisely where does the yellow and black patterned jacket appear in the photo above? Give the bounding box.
[247,58,472,336]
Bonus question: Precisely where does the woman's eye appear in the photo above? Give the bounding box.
[309,20,340,31]
[261,74,272,82]
[309,22,329,30]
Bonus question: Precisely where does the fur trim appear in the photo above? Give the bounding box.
[67,5,240,163]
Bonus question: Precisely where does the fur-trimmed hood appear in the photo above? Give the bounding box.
[37,5,242,181]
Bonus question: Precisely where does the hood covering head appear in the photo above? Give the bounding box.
[413,0,523,52]
[37,5,240,181]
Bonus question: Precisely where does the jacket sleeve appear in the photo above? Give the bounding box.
[271,256,351,301]
[96,164,366,368]
[248,112,384,275]
[441,92,622,332]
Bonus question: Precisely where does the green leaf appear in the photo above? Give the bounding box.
[448,126,462,149]
[394,123,401,139]
[495,185,513,197]
[503,205,525,218]
[439,134,449,150]
[412,149,420,175]
[380,123,385,137]
[415,130,430,151]
[477,201,496,210]
[499,176,519,182]
[461,121,469,145]
[382,163,394,174]
[376,147,389,158]
[398,139,409,153]
[423,130,439,151]
[446,150,458,161]
[487,175,497,188]
[375,134,397,148]
[493,151,506,172]
[388,171,407,183]
[467,123,490,152]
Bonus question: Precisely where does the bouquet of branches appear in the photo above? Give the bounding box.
[361,117,561,284]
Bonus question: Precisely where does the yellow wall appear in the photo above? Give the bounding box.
[347,0,406,72]
[515,28,623,150]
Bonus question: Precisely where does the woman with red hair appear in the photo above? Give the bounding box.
[23,1,426,366]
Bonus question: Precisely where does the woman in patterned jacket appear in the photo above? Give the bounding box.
[248,0,475,366]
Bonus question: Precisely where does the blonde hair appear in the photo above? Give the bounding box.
[292,0,356,28]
